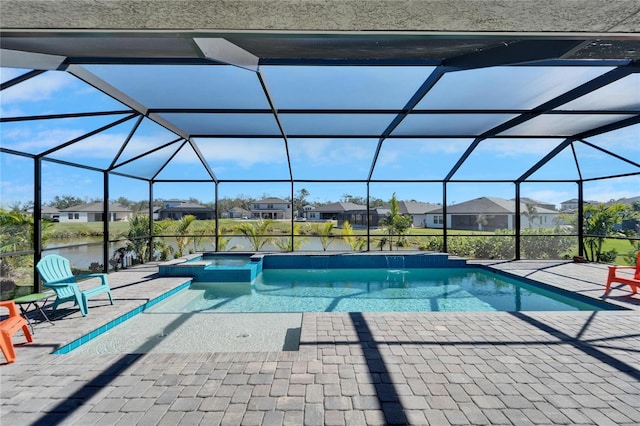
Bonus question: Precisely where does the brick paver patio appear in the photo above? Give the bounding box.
[1,259,638,425]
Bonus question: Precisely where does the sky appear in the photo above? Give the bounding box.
[1,64,639,210]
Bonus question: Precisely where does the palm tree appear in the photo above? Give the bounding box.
[235,219,274,251]
[191,220,215,253]
[312,221,335,251]
[522,203,539,229]
[342,220,366,251]
[172,214,196,257]
[274,223,308,251]
[379,193,412,250]
[123,214,151,263]
[476,214,488,231]
[0,209,53,254]
[217,226,240,251]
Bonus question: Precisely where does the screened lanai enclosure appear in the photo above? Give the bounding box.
[1,34,639,294]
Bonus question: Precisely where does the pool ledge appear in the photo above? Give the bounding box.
[52,279,192,354]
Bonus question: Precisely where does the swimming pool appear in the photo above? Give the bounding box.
[66,263,620,354]
[150,267,614,313]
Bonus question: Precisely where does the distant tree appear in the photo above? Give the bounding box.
[369,197,386,208]
[113,196,133,209]
[217,195,255,218]
[522,203,539,229]
[294,188,310,214]
[8,201,31,212]
[129,200,152,214]
[340,194,366,205]
[48,195,90,209]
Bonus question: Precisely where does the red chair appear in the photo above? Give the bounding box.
[605,252,640,295]
[0,300,33,363]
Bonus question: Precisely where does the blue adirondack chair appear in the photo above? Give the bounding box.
[36,255,114,316]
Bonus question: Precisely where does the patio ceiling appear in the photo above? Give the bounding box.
[1,33,640,185]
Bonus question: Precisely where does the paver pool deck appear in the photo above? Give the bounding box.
[1,258,638,425]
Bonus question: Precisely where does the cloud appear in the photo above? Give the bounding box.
[376,139,471,167]
[1,72,72,103]
[584,176,640,203]
[290,138,374,166]
[478,139,562,157]
[194,139,287,168]
[3,125,125,156]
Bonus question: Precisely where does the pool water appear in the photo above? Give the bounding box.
[149,268,610,313]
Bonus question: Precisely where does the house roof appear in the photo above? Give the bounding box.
[227,207,250,213]
[314,202,367,212]
[516,197,555,207]
[255,197,289,204]
[162,202,211,211]
[25,206,60,214]
[398,201,441,215]
[431,197,558,215]
[60,202,132,213]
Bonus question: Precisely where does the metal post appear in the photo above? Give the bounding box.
[148,182,154,262]
[214,182,219,252]
[291,182,295,252]
[103,171,109,272]
[33,157,42,293]
[366,182,371,251]
[442,182,448,253]
[514,182,521,260]
[578,181,584,257]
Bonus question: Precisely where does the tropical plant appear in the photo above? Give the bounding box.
[312,221,335,251]
[379,193,413,250]
[472,231,515,259]
[0,209,55,296]
[217,226,240,251]
[0,209,53,254]
[274,223,308,251]
[235,219,274,251]
[172,215,196,257]
[123,214,151,263]
[191,220,215,253]
[341,220,366,251]
[520,227,573,259]
[121,214,175,263]
[583,203,626,262]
